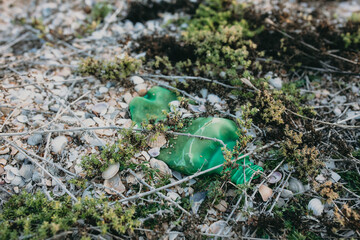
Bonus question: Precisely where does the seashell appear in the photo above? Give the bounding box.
[0,159,7,165]
[267,171,282,184]
[169,100,180,111]
[330,171,341,183]
[150,158,172,176]
[276,198,286,208]
[0,147,10,155]
[104,174,126,195]
[5,170,15,181]
[148,147,160,157]
[281,189,294,198]
[288,178,305,193]
[308,198,324,216]
[259,184,273,201]
[147,133,167,148]
[102,163,120,180]
[182,113,194,119]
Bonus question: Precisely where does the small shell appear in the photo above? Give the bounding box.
[0,159,7,165]
[148,147,160,157]
[102,163,120,180]
[147,133,167,148]
[308,198,324,216]
[281,189,294,198]
[267,171,282,184]
[0,147,10,155]
[259,184,273,201]
[150,158,172,176]
[104,174,126,195]
[330,171,341,183]
[288,178,305,193]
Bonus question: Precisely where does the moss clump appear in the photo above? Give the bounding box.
[78,55,141,85]
[81,129,147,178]
[0,191,139,240]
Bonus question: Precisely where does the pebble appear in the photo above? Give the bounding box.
[27,134,43,146]
[208,221,227,234]
[190,191,207,214]
[214,200,228,212]
[99,87,108,94]
[51,136,68,153]
[134,84,147,95]
[333,107,342,116]
[83,118,96,127]
[130,76,144,85]
[60,116,78,125]
[269,77,283,89]
[15,152,27,162]
[92,102,108,115]
[19,164,34,180]
[17,115,28,123]
[11,175,25,186]
[167,192,180,201]
[123,92,133,104]
[150,158,172,176]
[207,94,221,104]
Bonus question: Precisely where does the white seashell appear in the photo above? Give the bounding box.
[182,113,194,118]
[102,163,120,180]
[0,147,10,155]
[308,198,324,216]
[330,171,341,183]
[104,174,126,195]
[167,192,180,201]
[148,147,160,157]
[169,101,180,111]
[0,159,7,165]
[5,170,15,181]
[267,171,282,184]
[281,189,294,198]
[288,178,305,193]
[276,198,286,208]
[150,158,172,176]
[147,133,167,148]
[259,184,273,201]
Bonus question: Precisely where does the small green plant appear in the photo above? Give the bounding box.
[78,55,141,84]
[0,191,139,240]
[81,129,147,178]
[91,2,112,23]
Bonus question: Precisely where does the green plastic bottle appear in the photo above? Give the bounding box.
[129,86,263,184]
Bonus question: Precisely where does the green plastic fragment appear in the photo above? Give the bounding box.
[129,86,263,184]
[129,86,177,124]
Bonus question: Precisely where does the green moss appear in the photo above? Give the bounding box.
[78,55,141,84]
[91,2,112,22]
[0,191,139,240]
[81,128,147,178]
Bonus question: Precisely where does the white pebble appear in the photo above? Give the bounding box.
[51,136,68,153]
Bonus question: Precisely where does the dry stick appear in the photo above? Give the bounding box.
[3,138,78,202]
[91,183,126,199]
[0,32,31,53]
[267,171,292,213]
[128,169,191,216]
[141,74,240,89]
[0,127,228,147]
[286,109,360,129]
[113,143,274,204]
